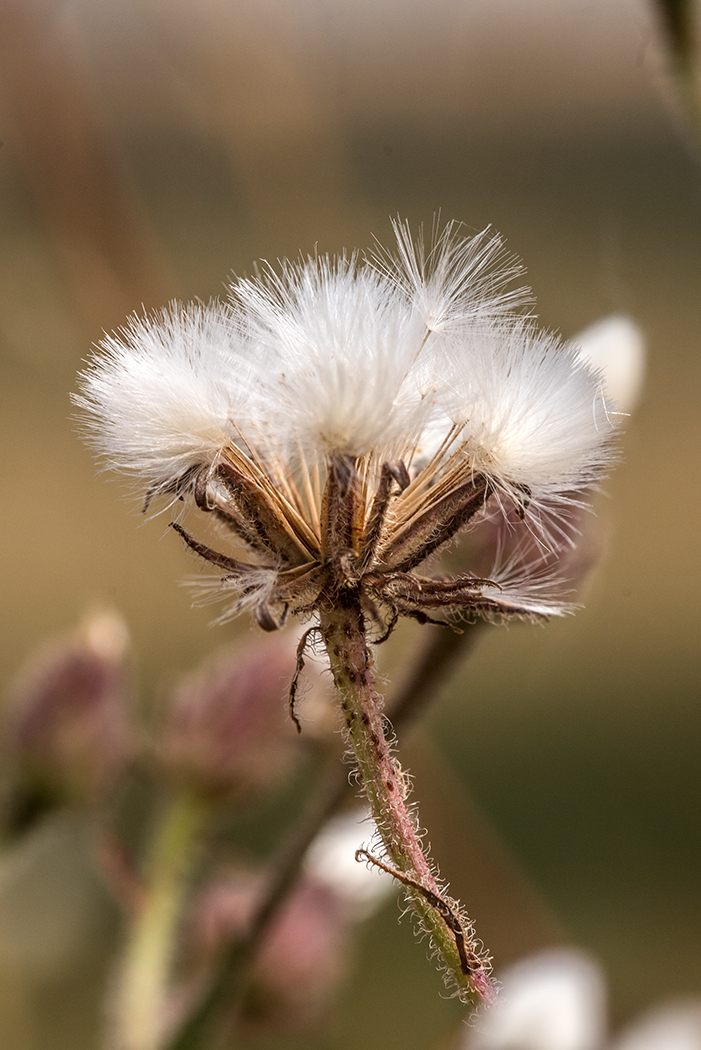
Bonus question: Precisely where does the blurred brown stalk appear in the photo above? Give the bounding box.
[0,0,177,332]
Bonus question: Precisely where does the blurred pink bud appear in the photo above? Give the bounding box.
[188,870,349,1035]
[5,610,131,812]
[158,633,303,799]
[249,877,348,1032]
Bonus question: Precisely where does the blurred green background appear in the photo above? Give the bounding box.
[1,0,700,1046]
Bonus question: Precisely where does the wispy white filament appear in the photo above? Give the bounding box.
[232,257,433,460]
[440,320,612,502]
[372,218,532,333]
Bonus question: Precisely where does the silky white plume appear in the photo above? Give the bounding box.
[77,224,614,518]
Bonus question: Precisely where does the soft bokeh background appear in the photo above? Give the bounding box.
[1,0,700,1046]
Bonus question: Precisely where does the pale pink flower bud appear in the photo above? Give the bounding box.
[461,949,701,1050]
[158,634,302,799]
[612,1002,701,1050]
[188,870,349,1035]
[5,611,131,814]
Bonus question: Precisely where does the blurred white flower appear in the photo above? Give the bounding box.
[303,808,396,918]
[573,315,646,415]
[466,949,606,1050]
[612,1002,701,1050]
[462,949,701,1050]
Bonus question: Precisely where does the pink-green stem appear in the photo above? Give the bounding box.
[113,790,207,1050]
[319,594,494,1005]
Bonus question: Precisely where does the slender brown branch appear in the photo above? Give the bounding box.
[163,754,348,1050]
[390,621,484,728]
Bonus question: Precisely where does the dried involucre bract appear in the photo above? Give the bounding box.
[75,220,617,1006]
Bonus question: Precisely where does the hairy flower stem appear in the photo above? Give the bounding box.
[114,790,207,1050]
[319,595,494,1004]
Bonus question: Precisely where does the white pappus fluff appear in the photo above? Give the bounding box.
[75,220,619,623]
[439,319,612,503]
[77,302,253,490]
[77,223,614,507]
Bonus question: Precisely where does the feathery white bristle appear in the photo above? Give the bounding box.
[76,303,263,488]
[231,256,434,460]
[482,547,578,620]
[373,217,532,332]
[440,321,614,505]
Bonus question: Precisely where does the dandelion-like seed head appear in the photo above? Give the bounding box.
[75,221,616,634]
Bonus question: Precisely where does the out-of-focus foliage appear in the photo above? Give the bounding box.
[652,0,701,129]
